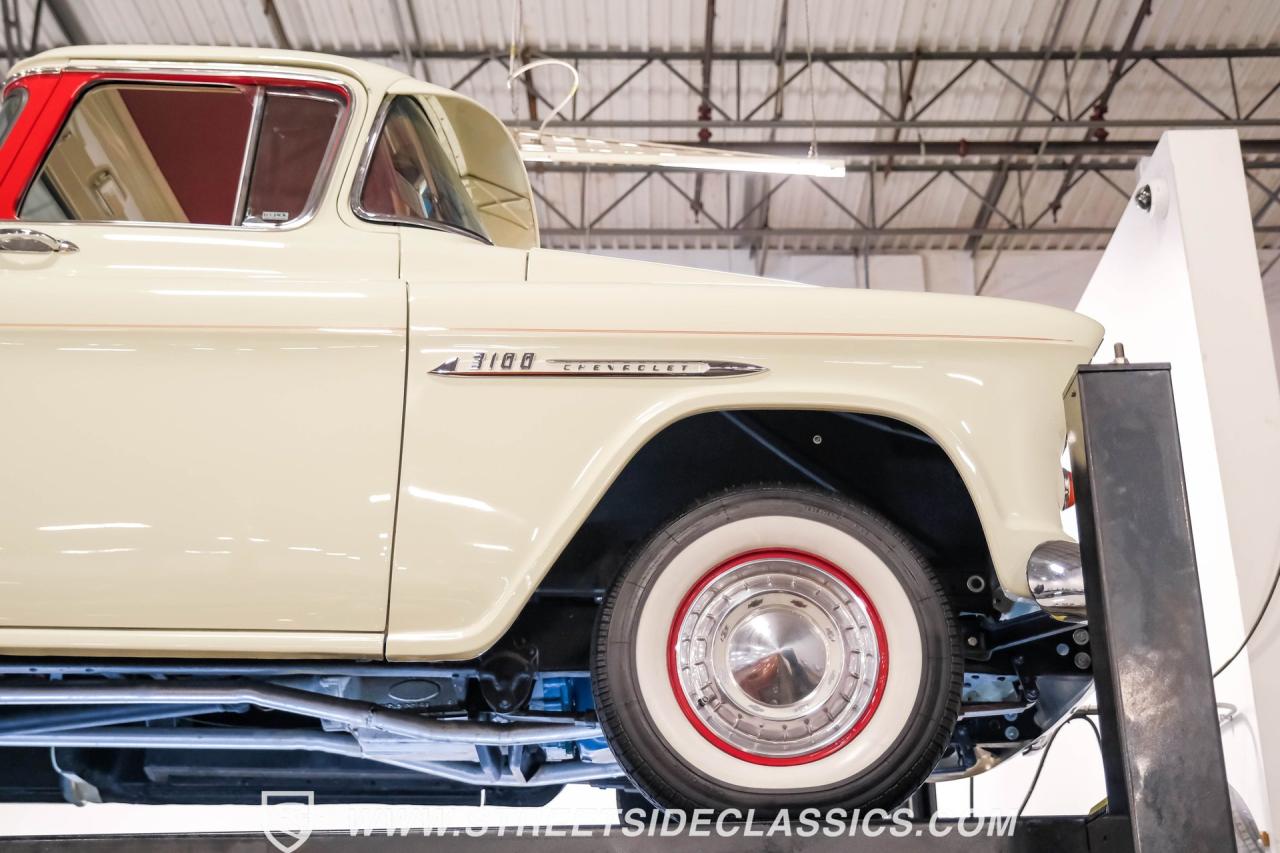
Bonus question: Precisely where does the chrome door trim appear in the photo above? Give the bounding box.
[230,86,267,226]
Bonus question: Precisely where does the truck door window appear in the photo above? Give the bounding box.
[18,82,345,227]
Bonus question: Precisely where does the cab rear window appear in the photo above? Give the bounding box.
[18,82,345,227]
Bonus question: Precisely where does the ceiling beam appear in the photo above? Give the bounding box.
[505,117,1280,130]
[543,226,1112,238]
[1041,0,1154,226]
[346,46,1280,63]
[751,0,790,278]
[562,139,1280,157]
[883,54,921,172]
[527,159,1280,174]
[964,0,1074,253]
[389,0,430,82]
[261,0,292,50]
[690,0,717,219]
[2,0,20,68]
[538,225,1280,239]
[43,0,88,45]
[536,226,1250,238]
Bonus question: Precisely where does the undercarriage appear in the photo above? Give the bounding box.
[0,603,1089,806]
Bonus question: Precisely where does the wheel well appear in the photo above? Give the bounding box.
[489,409,1074,779]
[534,409,996,616]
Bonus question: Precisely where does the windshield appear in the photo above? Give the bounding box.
[357,96,490,243]
[0,86,27,148]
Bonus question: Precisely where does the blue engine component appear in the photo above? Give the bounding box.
[530,675,593,714]
[529,676,611,763]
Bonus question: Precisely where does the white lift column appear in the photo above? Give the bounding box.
[1075,128,1280,836]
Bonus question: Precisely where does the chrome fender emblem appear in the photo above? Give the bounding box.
[431,352,766,378]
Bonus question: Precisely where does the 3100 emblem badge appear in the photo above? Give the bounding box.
[431,352,767,378]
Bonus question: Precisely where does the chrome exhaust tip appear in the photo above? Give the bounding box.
[1027,540,1087,621]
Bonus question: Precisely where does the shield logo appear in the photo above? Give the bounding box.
[260,790,314,853]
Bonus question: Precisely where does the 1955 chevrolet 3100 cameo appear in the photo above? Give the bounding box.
[0,46,1102,811]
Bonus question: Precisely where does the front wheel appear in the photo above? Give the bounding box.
[593,486,960,812]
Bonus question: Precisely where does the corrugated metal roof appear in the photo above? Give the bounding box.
[3,0,1279,256]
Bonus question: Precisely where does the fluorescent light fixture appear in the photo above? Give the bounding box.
[513,131,845,178]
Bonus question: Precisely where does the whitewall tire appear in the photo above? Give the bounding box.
[593,486,960,812]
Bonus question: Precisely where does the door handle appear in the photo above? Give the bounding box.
[0,228,79,254]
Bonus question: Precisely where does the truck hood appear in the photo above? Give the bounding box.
[524,248,1104,353]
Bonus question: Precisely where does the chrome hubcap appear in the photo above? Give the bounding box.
[727,604,829,709]
[670,552,885,761]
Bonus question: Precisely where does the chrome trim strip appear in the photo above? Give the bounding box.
[9,61,354,87]
[231,86,266,226]
[3,64,64,84]
[547,359,767,377]
[349,94,394,215]
[430,357,767,378]
[1027,540,1087,622]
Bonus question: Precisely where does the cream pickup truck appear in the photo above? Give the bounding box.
[0,46,1101,811]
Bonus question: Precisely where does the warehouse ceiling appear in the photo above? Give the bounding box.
[4,0,1280,280]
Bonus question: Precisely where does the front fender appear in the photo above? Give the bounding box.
[385,279,1100,660]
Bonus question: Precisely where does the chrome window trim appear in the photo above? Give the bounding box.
[348,95,493,246]
[7,62,353,88]
[3,64,64,84]
[12,65,356,234]
[230,87,267,226]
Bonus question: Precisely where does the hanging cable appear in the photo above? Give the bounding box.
[507,0,523,119]
[801,0,819,159]
[506,0,580,134]
[1213,550,1280,679]
[508,57,580,134]
[1015,711,1102,820]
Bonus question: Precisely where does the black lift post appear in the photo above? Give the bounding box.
[1066,362,1235,853]
[0,363,1241,852]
